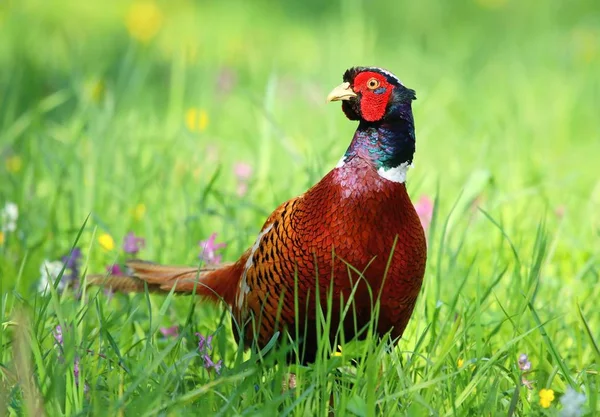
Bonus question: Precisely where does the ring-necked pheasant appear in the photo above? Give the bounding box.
[89,67,427,363]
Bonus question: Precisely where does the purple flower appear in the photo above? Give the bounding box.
[123,232,145,255]
[160,326,179,338]
[54,325,63,346]
[61,248,82,283]
[53,326,89,391]
[202,354,223,374]
[198,233,226,264]
[196,333,222,374]
[196,333,213,352]
[62,248,81,271]
[74,357,80,380]
[518,353,531,371]
[106,264,123,275]
[73,357,89,392]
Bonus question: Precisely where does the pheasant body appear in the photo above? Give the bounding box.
[89,67,427,363]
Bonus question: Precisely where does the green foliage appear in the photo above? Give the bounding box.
[1,0,599,415]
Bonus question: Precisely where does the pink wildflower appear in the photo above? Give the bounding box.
[233,162,253,197]
[159,325,179,338]
[122,232,145,255]
[234,162,253,180]
[198,233,226,264]
[106,264,123,275]
[414,195,434,230]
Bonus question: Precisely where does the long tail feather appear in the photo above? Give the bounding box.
[86,274,160,292]
[87,259,243,306]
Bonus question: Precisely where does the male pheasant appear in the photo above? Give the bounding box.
[89,67,427,363]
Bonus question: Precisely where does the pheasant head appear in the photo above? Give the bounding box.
[327,66,417,183]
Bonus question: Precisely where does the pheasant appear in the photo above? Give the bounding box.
[89,67,427,363]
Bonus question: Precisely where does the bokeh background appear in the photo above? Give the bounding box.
[1,0,599,414]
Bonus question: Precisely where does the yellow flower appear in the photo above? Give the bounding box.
[98,233,115,251]
[5,155,23,173]
[0,231,4,246]
[457,358,464,367]
[332,345,343,357]
[539,388,555,408]
[84,79,105,103]
[185,108,209,132]
[126,1,164,43]
[132,203,146,221]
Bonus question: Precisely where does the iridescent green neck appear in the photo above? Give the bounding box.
[339,115,416,171]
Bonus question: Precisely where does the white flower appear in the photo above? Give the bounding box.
[38,260,65,293]
[1,202,18,232]
[560,387,586,417]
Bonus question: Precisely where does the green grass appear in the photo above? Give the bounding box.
[1,0,599,415]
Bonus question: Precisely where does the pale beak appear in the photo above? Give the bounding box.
[326,82,357,102]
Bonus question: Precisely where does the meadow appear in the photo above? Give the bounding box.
[1,0,599,415]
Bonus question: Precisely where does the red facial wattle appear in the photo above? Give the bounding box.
[353,71,394,122]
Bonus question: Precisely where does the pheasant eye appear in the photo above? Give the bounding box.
[367,78,380,90]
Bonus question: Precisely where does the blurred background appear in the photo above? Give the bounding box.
[0,0,598,291]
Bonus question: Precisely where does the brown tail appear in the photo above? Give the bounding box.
[87,259,243,306]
